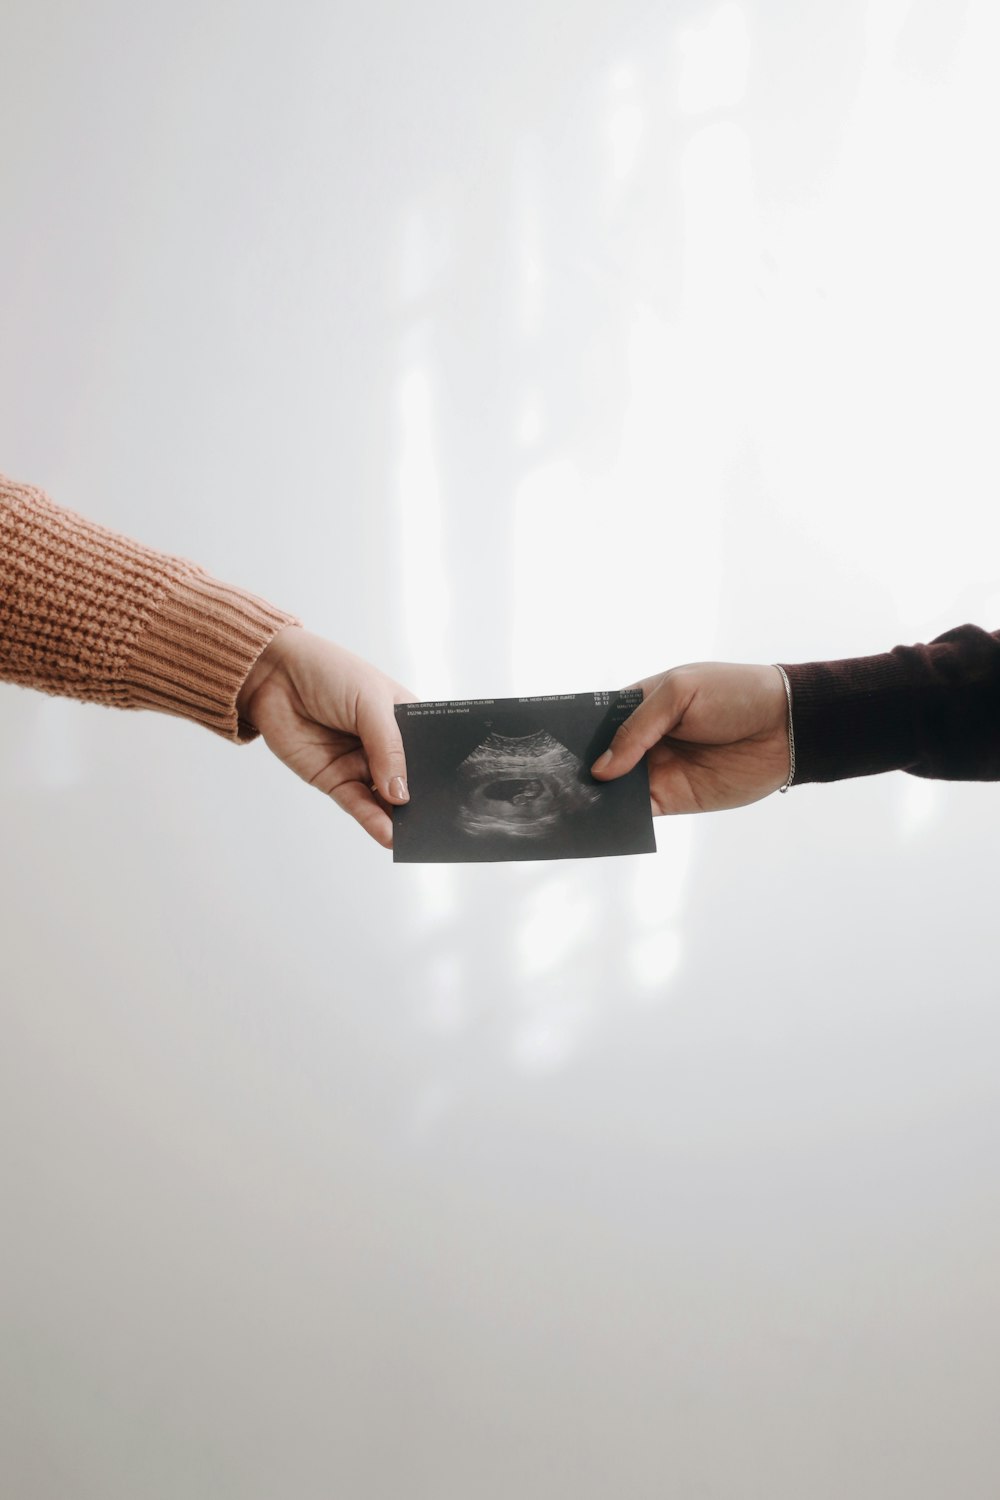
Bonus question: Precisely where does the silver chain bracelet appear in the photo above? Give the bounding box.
[773,664,795,793]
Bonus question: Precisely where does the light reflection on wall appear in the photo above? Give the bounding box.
[399,199,453,308]
[391,0,995,1076]
[750,0,995,644]
[510,985,596,1074]
[516,872,596,980]
[604,65,644,190]
[395,197,463,935]
[418,950,467,1034]
[512,141,544,342]
[395,190,460,930]
[506,9,766,1031]
[396,362,451,694]
[629,820,693,992]
[395,363,461,934]
[897,775,939,841]
[678,2,750,116]
[516,390,544,449]
[408,863,458,931]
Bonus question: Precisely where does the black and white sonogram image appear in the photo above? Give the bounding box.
[392,691,655,864]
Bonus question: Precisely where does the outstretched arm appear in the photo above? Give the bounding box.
[592,625,1000,814]
[1,473,412,846]
[591,662,790,813]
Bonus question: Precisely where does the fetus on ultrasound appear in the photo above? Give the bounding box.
[456,730,599,840]
[393,690,655,863]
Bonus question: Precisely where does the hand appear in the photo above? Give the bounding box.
[591,663,791,814]
[237,626,416,848]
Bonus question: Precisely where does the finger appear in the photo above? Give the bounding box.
[591,678,690,780]
[331,779,395,849]
[301,745,371,798]
[355,693,410,804]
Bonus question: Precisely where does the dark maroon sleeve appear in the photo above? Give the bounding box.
[779,624,1000,784]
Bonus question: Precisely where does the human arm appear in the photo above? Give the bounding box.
[591,625,1000,813]
[590,662,790,813]
[1,473,412,846]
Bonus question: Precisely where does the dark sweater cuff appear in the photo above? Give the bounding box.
[780,624,1000,785]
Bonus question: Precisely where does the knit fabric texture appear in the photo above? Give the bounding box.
[0,473,298,742]
[781,623,1000,784]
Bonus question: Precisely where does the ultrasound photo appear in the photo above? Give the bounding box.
[392,690,655,864]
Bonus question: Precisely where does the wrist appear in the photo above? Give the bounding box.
[237,623,300,725]
[772,663,795,791]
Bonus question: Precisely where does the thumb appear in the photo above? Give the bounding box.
[590,680,686,780]
[356,695,410,803]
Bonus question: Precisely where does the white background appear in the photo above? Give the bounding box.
[2,2,999,1495]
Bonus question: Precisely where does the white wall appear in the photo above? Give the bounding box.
[2,2,999,1496]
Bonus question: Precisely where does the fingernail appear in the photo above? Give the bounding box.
[389,775,409,802]
[592,750,612,774]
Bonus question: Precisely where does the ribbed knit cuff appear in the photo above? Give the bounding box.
[126,571,299,742]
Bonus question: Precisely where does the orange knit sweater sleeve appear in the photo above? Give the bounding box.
[0,473,299,742]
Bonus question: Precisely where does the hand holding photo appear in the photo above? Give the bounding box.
[393,690,655,863]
